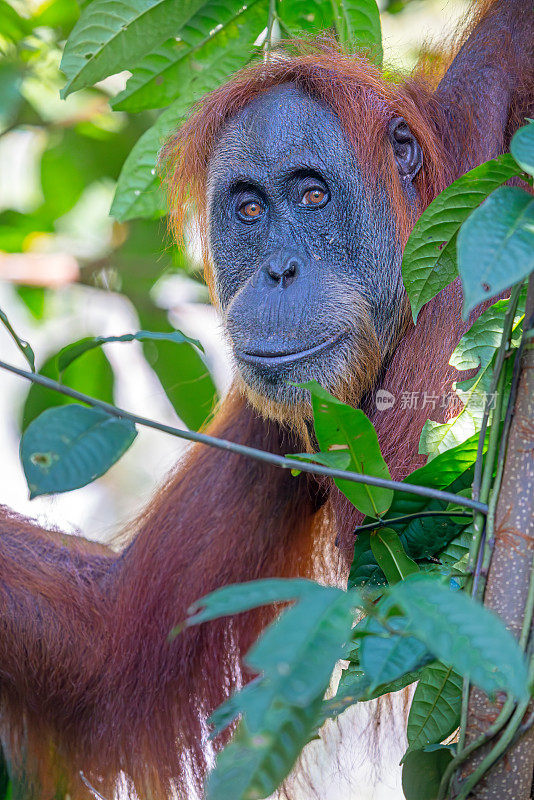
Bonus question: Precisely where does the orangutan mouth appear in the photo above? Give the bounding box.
[238,332,347,367]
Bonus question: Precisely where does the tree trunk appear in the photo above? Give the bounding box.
[458,275,534,798]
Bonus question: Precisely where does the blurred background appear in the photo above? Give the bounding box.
[0,0,469,543]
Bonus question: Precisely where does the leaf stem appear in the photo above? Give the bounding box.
[353,510,472,534]
[470,285,522,550]
[0,358,489,513]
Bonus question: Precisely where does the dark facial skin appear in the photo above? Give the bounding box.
[207,84,422,414]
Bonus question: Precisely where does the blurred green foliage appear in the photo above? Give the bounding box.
[0,0,217,429]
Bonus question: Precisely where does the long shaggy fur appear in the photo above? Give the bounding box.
[1,1,533,797]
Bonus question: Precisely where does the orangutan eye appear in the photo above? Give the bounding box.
[301,187,328,207]
[237,200,264,220]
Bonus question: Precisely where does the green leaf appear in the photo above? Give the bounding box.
[202,582,357,799]
[248,590,355,707]
[370,528,419,584]
[335,0,382,64]
[323,663,422,722]
[360,616,432,690]
[109,279,216,430]
[61,0,221,96]
[405,662,462,756]
[349,435,480,588]
[186,578,356,627]
[112,0,265,112]
[510,120,534,177]
[402,154,522,321]
[451,293,525,387]
[110,26,262,219]
[0,306,35,371]
[458,186,534,317]
[286,449,352,471]
[21,405,137,498]
[402,746,453,800]
[21,347,114,431]
[57,330,202,372]
[0,62,23,129]
[279,0,336,36]
[389,576,530,700]
[206,704,322,800]
[437,528,472,574]
[302,380,393,518]
[419,295,526,460]
[0,0,30,42]
[348,530,387,590]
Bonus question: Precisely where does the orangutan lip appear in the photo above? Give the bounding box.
[238,332,346,366]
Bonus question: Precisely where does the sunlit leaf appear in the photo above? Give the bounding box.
[402,154,522,321]
[112,0,265,111]
[61,0,223,96]
[302,380,392,518]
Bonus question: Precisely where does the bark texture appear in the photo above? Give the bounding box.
[459,277,534,799]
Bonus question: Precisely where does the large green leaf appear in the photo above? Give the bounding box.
[21,405,137,498]
[389,576,530,700]
[61,0,222,96]
[450,293,526,386]
[109,236,218,430]
[110,29,261,220]
[402,746,453,800]
[458,186,534,317]
[349,530,387,590]
[401,154,521,321]
[112,0,265,112]
[405,662,462,756]
[419,295,524,459]
[303,380,392,518]
[21,347,114,431]
[193,580,357,800]
[186,577,326,626]
[510,120,534,177]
